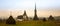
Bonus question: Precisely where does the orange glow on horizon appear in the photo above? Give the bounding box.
[0,10,60,18]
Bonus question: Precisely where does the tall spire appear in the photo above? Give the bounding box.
[33,2,39,20]
[35,2,36,14]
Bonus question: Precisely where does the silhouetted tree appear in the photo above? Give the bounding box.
[6,15,16,24]
[0,18,2,22]
[48,15,55,21]
[43,18,46,21]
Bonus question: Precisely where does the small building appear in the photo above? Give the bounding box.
[17,15,23,21]
[17,10,28,21]
[23,10,28,21]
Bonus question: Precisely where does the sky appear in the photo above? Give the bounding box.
[0,0,60,17]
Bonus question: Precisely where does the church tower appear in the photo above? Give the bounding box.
[23,10,28,21]
[33,3,39,20]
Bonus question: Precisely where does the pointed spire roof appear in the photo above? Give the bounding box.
[34,2,37,15]
[23,10,26,15]
[35,3,36,9]
[35,2,36,10]
[33,2,39,20]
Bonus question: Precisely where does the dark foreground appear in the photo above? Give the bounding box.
[0,20,60,26]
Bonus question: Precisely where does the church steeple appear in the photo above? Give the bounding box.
[33,3,39,20]
[35,3,37,15]
[23,10,28,20]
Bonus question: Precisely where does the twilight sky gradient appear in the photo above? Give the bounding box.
[0,0,60,17]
